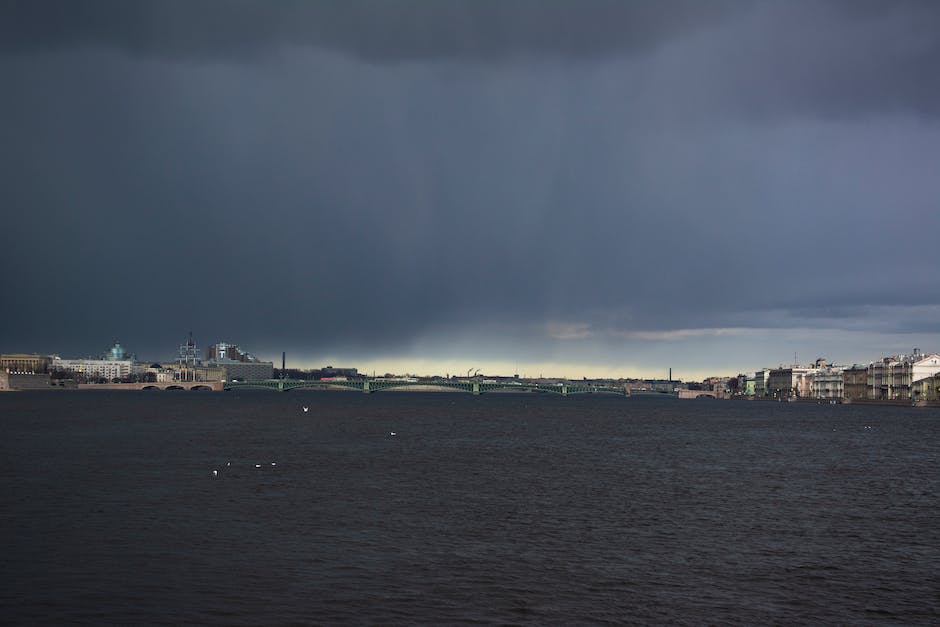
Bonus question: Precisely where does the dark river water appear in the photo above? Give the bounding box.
[1,391,938,625]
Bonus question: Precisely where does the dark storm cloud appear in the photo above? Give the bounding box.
[0,0,737,62]
[712,1,940,118]
[4,0,939,121]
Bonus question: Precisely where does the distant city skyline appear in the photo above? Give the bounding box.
[3,1,939,380]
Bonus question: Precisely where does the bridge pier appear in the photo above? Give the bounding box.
[363,381,372,393]
[561,385,568,396]
[472,382,480,395]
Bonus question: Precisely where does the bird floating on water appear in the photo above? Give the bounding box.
[390,432,397,436]
[302,406,309,413]
[212,470,219,477]
[255,464,262,468]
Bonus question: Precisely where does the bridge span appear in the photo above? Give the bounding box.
[74,379,629,396]
[225,379,628,396]
[78,381,223,391]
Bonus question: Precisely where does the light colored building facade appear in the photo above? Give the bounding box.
[47,342,147,381]
[154,368,176,383]
[179,365,227,382]
[767,367,817,399]
[868,351,940,400]
[51,357,140,381]
[1,353,50,373]
[812,366,845,400]
[912,373,940,402]
[909,354,940,400]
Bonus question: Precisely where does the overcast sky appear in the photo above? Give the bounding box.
[2,0,939,379]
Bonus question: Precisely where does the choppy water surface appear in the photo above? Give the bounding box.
[1,391,938,625]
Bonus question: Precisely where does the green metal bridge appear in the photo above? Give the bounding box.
[224,378,628,396]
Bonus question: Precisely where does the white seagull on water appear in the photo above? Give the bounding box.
[302,406,309,413]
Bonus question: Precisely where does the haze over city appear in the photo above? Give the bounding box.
[3,1,940,380]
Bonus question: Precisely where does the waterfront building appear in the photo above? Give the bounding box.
[205,341,260,363]
[767,366,818,399]
[912,373,940,402]
[753,369,770,398]
[51,357,140,381]
[184,365,227,382]
[0,353,50,373]
[49,341,146,381]
[842,365,868,401]
[151,367,177,383]
[151,362,227,382]
[868,350,940,400]
[204,341,272,381]
[218,361,273,381]
[812,365,845,400]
